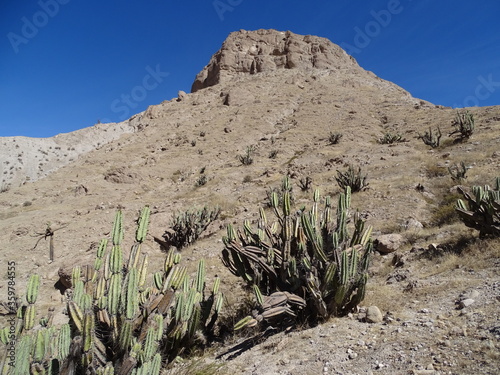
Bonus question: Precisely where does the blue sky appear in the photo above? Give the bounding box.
[0,0,499,137]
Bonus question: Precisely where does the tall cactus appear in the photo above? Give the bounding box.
[222,177,373,328]
[450,110,475,140]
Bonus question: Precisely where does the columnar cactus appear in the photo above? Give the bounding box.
[222,177,373,329]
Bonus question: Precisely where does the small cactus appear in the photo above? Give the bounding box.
[456,177,500,237]
[163,206,220,249]
[450,110,474,140]
[335,164,368,193]
[418,126,441,148]
[448,161,468,182]
[378,132,406,144]
[328,132,343,145]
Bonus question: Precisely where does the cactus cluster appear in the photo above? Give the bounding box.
[456,177,500,237]
[448,161,468,182]
[265,175,294,208]
[450,110,475,140]
[1,206,223,374]
[417,127,442,148]
[378,132,406,144]
[237,146,255,165]
[335,164,368,193]
[222,177,373,329]
[163,206,221,250]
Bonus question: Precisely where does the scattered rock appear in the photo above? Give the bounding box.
[375,234,404,254]
[412,370,435,375]
[461,290,480,300]
[403,217,424,230]
[458,298,475,309]
[104,167,139,184]
[366,306,383,323]
[57,267,72,290]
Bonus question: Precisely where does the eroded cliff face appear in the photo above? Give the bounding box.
[191,29,360,92]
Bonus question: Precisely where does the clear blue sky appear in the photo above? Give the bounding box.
[1,0,499,137]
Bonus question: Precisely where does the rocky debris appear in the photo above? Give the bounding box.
[144,105,161,119]
[104,167,140,184]
[57,268,72,290]
[403,217,424,230]
[191,29,359,92]
[458,298,475,309]
[456,290,479,309]
[222,87,255,106]
[374,233,404,254]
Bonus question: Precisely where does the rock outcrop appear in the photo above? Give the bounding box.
[191,29,359,92]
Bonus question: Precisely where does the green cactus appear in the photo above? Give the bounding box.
[162,206,221,249]
[136,206,151,243]
[57,324,71,361]
[26,275,40,305]
[224,178,372,329]
[456,177,500,237]
[335,164,368,193]
[418,126,442,148]
[13,335,32,375]
[450,110,475,140]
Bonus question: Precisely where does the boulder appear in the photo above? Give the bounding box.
[366,306,383,323]
[177,90,187,101]
[375,234,404,254]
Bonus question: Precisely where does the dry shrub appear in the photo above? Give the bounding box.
[425,163,447,178]
[431,191,462,226]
